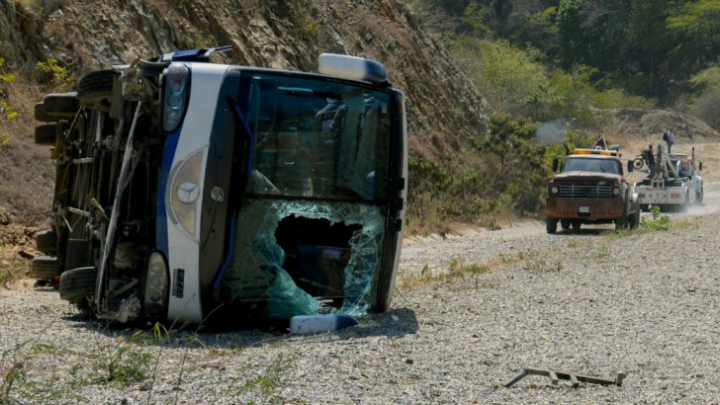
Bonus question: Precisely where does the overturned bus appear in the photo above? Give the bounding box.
[31,47,408,327]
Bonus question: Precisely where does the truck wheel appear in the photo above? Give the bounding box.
[680,193,690,212]
[616,202,629,230]
[77,69,117,112]
[571,220,581,231]
[29,255,61,279]
[629,206,641,229]
[560,220,570,230]
[59,266,97,304]
[615,217,627,230]
[696,188,703,205]
[546,218,557,234]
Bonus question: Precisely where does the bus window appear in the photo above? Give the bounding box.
[243,75,391,202]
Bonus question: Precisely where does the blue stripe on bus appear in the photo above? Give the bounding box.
[229,98,255,177]
[156,127,182,255]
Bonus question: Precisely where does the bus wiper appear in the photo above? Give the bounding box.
[213,216,236,298]
[226,95,255,178]
[210,96,258,297]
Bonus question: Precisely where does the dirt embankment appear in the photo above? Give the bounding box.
[1,0,493,236]
[1,0,490,161]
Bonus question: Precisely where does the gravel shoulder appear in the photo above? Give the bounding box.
[2,145,720,403]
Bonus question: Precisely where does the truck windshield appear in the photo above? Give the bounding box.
[564,157,620,174]
[672,159,693,177]
[239,73,391,202]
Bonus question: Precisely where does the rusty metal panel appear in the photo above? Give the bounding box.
[546,197,623,220]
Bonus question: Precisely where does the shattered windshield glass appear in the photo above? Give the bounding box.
[221,199,386,318]
[240,73,392,201]
[216,73,397,321]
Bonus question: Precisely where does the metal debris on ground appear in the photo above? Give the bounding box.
[503,367,625,388]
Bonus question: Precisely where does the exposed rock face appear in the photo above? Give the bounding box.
[0,2,42,65]
[2,0,491,160]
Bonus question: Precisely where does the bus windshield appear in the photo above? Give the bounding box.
[239,73,392,201]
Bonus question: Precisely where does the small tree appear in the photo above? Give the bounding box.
[688,65,720,130]
[35,59,76,90]
[476,114,546,213]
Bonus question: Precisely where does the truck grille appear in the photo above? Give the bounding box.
[559,182,613,198]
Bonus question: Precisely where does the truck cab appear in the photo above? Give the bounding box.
[546,148,640,233]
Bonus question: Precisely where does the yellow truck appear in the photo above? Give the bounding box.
[546,147,640,233]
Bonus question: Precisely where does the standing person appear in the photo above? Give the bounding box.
[663,128,675,153]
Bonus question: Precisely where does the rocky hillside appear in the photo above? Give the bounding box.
[1,0,490,156]
[0,0,717,232]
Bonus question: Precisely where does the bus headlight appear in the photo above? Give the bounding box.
[163,63,189,132]
[144,252,168,317]
[169,149,204,238]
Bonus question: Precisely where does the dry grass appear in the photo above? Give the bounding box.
[0,81,55,227]
[399,255,511,291]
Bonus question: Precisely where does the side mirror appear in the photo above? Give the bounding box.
[627,160,634,173]
[552,157,559,172]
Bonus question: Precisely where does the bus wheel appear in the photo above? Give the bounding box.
[78,70,117,112]
[59,266,97,305]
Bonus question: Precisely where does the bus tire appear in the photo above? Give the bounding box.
[35,124,58,145]
[30,255,61,279]
[78,70,117,112]
[35,229,58,254]
[59,266,97,304]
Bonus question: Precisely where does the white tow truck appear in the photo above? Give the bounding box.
[631,144,703,212]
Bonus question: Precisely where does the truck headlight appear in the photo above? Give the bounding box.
[612,187,620,196]
[168,149,204,238]
[163,63,189,133]
[550,186,559,194]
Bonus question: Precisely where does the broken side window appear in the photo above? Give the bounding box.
[221,199,386,319]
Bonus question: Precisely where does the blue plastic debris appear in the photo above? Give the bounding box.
[289,314,359,335]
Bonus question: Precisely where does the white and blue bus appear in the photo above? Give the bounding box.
[33,47,407,327]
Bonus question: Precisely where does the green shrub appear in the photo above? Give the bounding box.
[35,59,75,90]
[0,58,17,151]
[641,205,670,231]
[691,88,720,130]
[453,38,557,120]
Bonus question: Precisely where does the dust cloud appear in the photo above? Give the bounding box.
[535,119,568,146]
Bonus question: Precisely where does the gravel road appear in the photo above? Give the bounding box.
[2,185,720,403]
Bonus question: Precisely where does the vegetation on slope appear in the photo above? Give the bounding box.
[405,0,720,232]
[0,0,718,234]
